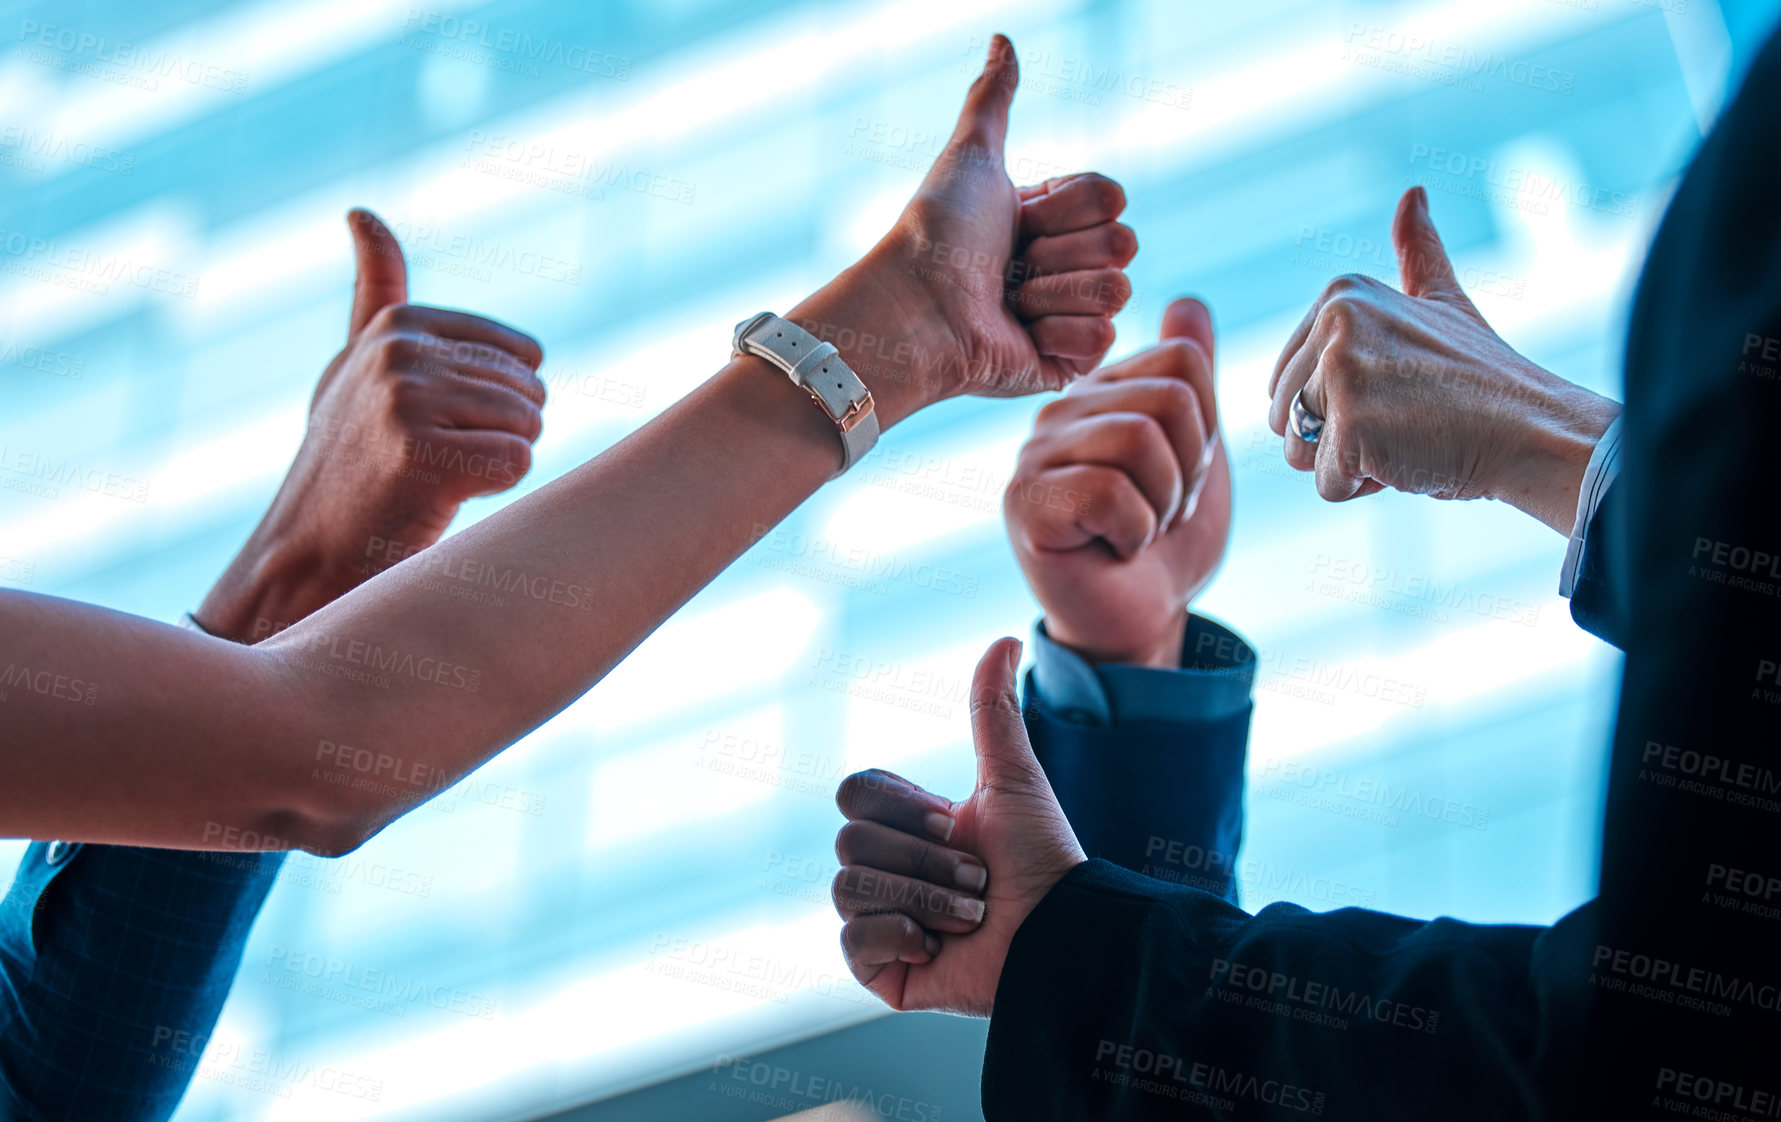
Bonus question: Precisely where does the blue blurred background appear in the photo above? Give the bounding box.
[4,0,1778,1118]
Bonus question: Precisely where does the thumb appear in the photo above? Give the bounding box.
[346,208,408,338]
[1392,187,1475,312]
[969,637,1044,793]
[946,33,1018,159]
[1160,295,1215,366]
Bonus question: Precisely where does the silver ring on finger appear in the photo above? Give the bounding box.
[1288,389,1324,445]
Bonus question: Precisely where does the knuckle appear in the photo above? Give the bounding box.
[388,373,431,412]
[1155,375,1198,414]
[831,870,852,912]
[1088,174,1126,216]
[375,333,421,368]
[1033,398,1072,429]
[1102,270,1132,309]
[835,821,868,864]
[1115,412,1167,447]
[1108,223,1138,263]
[369,303,411,333]
[835,772,871,816]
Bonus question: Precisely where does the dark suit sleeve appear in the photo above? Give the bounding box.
[984,860,1585,1121]
[1024,689,1249,903]
[0,843,284,1122]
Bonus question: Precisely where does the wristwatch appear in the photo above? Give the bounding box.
[733,312,878,477]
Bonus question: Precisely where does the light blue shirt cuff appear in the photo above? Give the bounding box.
[1559,415,1624,598]
[1029,614,1257,727]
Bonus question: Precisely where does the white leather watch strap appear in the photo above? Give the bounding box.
[733,312,878,477]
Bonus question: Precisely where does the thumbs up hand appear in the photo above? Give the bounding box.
[787,35,1134,427]
[833,639,1085,1017]
[1266,187,1619,533]
[192,209,547,641]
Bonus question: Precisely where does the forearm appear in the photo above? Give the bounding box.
[0,269,942,852]
[985,861,1559,1119]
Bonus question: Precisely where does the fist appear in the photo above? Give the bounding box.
[292,209,547,577]
[1004,298,1231,669]
[1268,187,1618,530]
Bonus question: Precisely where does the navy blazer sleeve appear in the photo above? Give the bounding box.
[984,860,1588,1121]
[0,842,284,1122]
[1021,615,1253,903]
[1024,691,1249,903]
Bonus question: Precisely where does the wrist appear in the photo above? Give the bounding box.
[1045,609,1188,672]
[194,526,356,643]
[1492,374,1622,535]
[788,234,963,429]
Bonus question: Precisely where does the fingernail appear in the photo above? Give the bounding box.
[950,896,987,923]
[925,812,956,842]
[955,861,988,891]
[923,933,941,957]
[1006,638,1024,678]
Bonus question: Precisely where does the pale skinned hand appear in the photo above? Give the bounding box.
[1268,186,1620,533]
[793,34,1135,424]
[1004,297,1232,669]
[833,638,1085,1017]
[195,209,547,640]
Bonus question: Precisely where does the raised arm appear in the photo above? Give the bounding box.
[0,36,1133,856]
